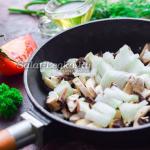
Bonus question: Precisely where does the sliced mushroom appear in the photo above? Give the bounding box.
[46,91,61,111]
[73,88,80,94]
[123,76,144,95]
[123,81,133,94]
[85,78,97,98]
[109,119,125,128]
[134,106,150,127]
[61,108,71,119]
[86,123,101,129]
[140,43,150,64]
[73,77,94,99]
[75,119,90,126]
[131,78,145,94]
[69,112,85,122]
[114,110,122,119]
[79,76,87,84]
[67,94,80,112]
[59,88,68,101]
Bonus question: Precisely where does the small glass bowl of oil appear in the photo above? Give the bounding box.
[39,0,95,36]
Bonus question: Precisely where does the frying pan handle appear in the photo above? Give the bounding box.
[0,129,16,150]
[0,120,36,150]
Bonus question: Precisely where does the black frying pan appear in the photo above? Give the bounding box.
[1,18,150,150]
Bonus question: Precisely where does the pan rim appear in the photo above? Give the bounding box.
[24,18,150,132]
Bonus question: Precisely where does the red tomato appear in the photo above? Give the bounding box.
[0,34,37,76]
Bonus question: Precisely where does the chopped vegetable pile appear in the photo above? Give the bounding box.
[0,83,23,118]
[40,43,150,129]
[8,0,150,19]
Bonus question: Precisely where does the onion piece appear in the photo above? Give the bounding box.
[133,106,150,127]
[77,101,90,113]
[94,85,103,95]
[54,80,73,99]
[113,45,139,71]
[85,52,113,77]
[46,91,60,111]
[110,86,139,103]
[40,61,62,78]
[103,52,115,66]
[101,70,130,89]
[85,109,113,127]
[119,100,148,124]
[43,76,59,89]
[93,102,116,118]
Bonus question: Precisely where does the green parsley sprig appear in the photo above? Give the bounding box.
[0,83,23,118]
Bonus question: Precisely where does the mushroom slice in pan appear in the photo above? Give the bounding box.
[75,119,90,126]
[109,118,125,128]
[61,108,71,119]
[123,80,133,94]
[72,88,80,95]
[131,77,145,94]
[123,76,145,95]
[134,106,150,127]
[79,76,87,84]
[67,94,80,112]
[140,43,150,64]
[86,123,101,129]
[69,112,85,122]
[73,77,94,99]
[85,78,96,98]
[46,91,61,111]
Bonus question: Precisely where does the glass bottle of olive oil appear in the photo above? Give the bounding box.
[40,0,95,36]
[52,1,95,29]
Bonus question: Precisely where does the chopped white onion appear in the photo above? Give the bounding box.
[119,100,148,124]
[54,80,73,98]
[85,109,113,127]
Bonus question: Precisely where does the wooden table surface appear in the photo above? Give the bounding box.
[0,0,150,150]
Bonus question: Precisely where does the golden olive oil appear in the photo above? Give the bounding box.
[52,2,95,29]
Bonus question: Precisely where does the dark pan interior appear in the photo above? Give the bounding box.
[25,18,150,125]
